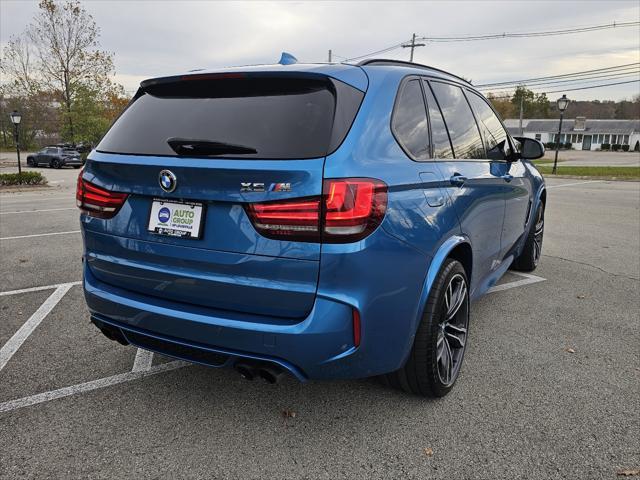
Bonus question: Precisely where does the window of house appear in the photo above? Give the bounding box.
[430,81,485,159]
[623,135,629,145]
[422,81,454,159]
[391,79,430,160]
[535,134,541,141]
[604,134,610,144]
[577,134,583,142]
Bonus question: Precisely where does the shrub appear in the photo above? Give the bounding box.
[601,143,611,150]
[0,171,47,186]
[564,142,572,150]
[622,145,630,152]
[544,142,556,149]
[611,144,621,151]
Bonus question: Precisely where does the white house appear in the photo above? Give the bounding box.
[504,118,640,151]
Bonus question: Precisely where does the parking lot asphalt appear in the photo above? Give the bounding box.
[0,167,638,479]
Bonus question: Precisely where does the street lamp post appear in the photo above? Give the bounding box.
[9,110,23,183]
[552,95,570,175]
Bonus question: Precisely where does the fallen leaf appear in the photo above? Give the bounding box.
[19,258,28,263]
[616,468,640,477]
[281,409,296,418]
[576,294,586,299]
[424,447,434,457]
[564,347,575,354]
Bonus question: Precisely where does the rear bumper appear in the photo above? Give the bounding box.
[83,226,432,381]
[84,265,357,380]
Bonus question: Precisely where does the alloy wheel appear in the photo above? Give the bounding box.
[436,273,469,386]
[533,207,544,265]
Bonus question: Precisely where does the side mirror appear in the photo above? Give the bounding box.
[513,136,545,160]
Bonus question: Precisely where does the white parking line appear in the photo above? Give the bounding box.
[0,284,73,372]
[547,180,606,189]
[0,270,546,413]
[0,207,76,215]
[0,194,73,201]
[0,360,189,414]
[0,230,81,241]
[131,348,155,372]
[488,272,546,293]
[0,281,81,297]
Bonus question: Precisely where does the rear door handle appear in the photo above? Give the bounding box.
[450,174,467,187]
[501,174,514,182]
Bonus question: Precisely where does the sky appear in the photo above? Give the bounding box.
[1,0,639,102]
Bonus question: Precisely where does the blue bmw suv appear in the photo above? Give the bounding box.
[78,58,546,397]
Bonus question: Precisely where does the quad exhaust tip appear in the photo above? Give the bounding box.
[235,362,285,384]
[257,365,285,384]
[234,363,256,381]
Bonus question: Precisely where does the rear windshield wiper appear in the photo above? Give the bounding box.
[167,138,257,156]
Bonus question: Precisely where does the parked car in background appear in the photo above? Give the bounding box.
[27,146,83,168]
[78,58,546,397]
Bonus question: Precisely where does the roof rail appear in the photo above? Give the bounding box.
[357,59,471,85]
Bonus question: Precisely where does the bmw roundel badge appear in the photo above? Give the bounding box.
[159,170,177,193]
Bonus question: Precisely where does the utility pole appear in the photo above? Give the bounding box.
[328,49,332,63]
[519,95,524,135]
[402,33,426,62]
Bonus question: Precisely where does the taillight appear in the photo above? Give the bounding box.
[244,198,321,241]
[323,178,387,242]
[244,178,387,243]
[76,174,128,219]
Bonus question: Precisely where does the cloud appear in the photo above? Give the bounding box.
[2,0,639,100]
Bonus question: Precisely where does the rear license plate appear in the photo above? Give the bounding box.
[148,199,204,239]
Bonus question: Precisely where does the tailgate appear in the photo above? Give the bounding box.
[81,72,364,319]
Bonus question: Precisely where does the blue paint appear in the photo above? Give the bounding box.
[81,61,545,380]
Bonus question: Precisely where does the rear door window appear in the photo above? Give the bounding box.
[423,81,454,159]
[391,79,430,160]
[97,76,362,159]
[467,92,512,161]
[430,82,485,159]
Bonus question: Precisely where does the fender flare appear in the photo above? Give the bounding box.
[406,235,471,348]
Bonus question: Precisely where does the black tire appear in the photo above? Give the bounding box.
[51,159,62,169]
[511,202,544,272]
[73,165,81,169]
[384,258,470,397]
[26,157,34,167]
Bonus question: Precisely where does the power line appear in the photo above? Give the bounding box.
[342,41,407,62]
[485,79,640,100]
[480,70,640,92]
[476,62,640,88]
[417,21,639,42]
[336,21,638,64]
[485,73,640,97]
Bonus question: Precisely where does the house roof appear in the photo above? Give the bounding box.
[522,119,639,134]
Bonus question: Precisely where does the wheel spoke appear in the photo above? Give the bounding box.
[446,281,467,320]
[444,323,466,349]
[442,337,453,383]
[436,332,445,361]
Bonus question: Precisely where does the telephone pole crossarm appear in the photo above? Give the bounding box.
[401,33,426,62]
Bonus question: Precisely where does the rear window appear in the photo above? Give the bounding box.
[97,75,363,159]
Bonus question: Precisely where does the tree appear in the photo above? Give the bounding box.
[25,0,115,142]
[486,93,514,119]
[1,0,128,148]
